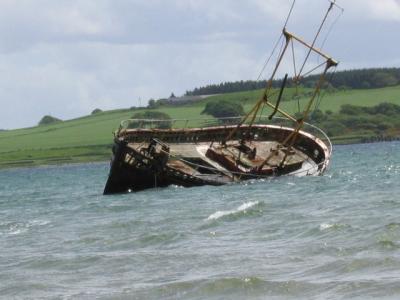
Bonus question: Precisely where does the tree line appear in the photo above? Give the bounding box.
[127,100,400,140]
[185,68,400,96]
[308,102,400,138]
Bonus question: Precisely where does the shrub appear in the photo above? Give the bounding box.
[147,99,159,109]
[365,103,400,116]
[322,121,346,136]
[91,108,102,115]
[309,109,326,123]
[38,115,62,126]
[128,111,172,129]
[201,100,244,120]
[340,104,364,115]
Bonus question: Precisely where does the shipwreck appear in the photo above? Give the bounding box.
[104,1,342,194]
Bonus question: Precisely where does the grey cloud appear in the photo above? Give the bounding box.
[0,0,399,129]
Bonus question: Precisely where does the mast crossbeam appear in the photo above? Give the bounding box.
[284,29,338,68]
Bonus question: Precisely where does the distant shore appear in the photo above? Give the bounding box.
[0,155,110,170]
[1,84,400,171]
[1,138,399,171]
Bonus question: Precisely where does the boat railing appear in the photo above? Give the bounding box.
[118,116,332,155]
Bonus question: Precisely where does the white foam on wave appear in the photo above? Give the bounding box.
[3,223,28,236]
[207,201,259,221]
[8,228,27,235]
[319,222,347,231]
[0,219,51,236]
[28,220,51,227]
[320,223,334,231]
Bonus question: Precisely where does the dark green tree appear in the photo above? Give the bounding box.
[38,115,62,126]
[185,68,400,96]
[91,108,102,115]
[201,100,244,120]
[147,99,157,109]
[128,111,172,129]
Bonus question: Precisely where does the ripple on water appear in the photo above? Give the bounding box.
[130,277,333,300]
[0,219,51,236]
[319,222,351,232]
[385,222,400,231]
[1,143,400,299]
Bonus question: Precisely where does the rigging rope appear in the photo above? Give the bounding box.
[301,61,328,79]
[256,35,283,81]
[309,66,338,120]
[317,2,344,64]
[314,66,338,112]
[256,0,296,81]
[297,1,334,78]
[320,6,344,51]
[293,1,342,117]
[284,0,296,29]
[258,36,287,121]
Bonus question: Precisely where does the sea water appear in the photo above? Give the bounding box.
[1,142,400,299]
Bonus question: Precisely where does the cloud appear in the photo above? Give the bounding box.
[0,0,399,129]
[365,0,400,22]
[0,39,259,129]
[337,0,400,22]
[0,1,119,53]
[252,0,295,21]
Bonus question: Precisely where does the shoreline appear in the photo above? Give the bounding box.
[0,155,110,171]
[1,138,399,171]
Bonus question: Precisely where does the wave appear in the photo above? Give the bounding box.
[207,201,260,221]
[319,223,349,231]
[128,276,400,300]
[378,239,399,250]
[0,219,50,236]
[385,222,400,230]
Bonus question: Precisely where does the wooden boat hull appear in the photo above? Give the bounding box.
[103,123,331,194]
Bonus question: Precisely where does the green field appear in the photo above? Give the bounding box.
[1,85,400,168]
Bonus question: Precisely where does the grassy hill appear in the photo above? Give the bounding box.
[1,85,400,168]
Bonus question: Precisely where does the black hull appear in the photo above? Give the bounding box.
[103,124,331,194]
[104,139,229,194]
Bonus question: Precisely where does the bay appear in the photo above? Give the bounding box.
[1,142,400,299]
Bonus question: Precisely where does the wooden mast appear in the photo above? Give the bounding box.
[222,1,340,169]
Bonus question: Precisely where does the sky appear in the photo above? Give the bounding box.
[0,0,399,129]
